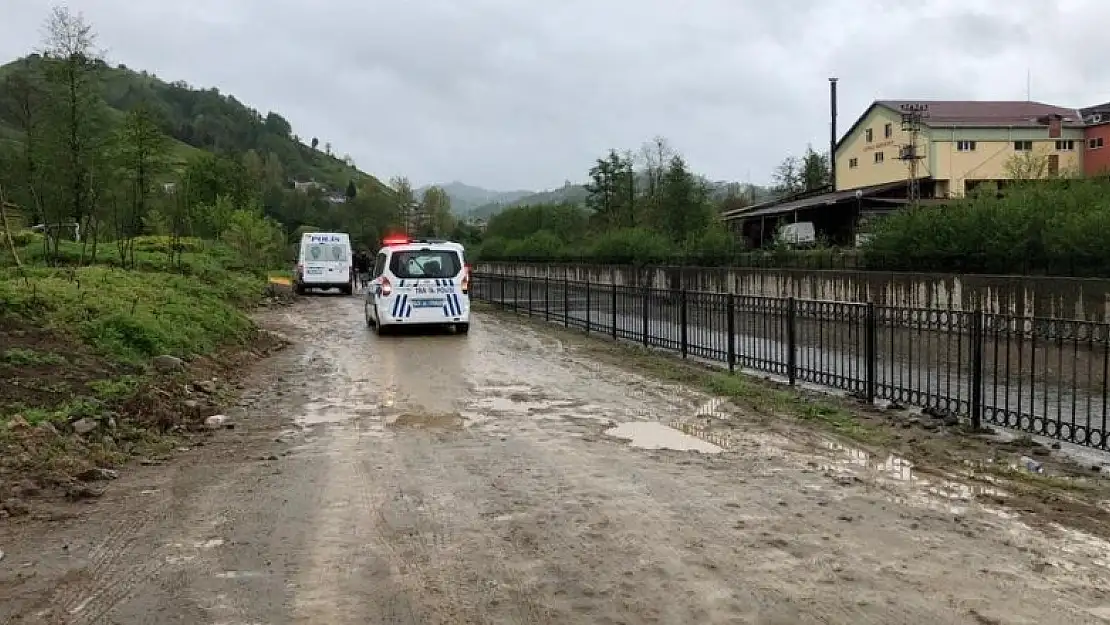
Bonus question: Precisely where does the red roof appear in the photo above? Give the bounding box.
[876,100,1084,128]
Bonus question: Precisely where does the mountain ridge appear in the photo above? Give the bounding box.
[0,54,388,194]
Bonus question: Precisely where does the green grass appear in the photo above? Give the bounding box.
[1,237,266,364]
[1,347,67,366]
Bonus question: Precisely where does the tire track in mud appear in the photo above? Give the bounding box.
[45,499,174,624]
[352,428,544,625]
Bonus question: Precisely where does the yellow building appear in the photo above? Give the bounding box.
[835,100,1086,197]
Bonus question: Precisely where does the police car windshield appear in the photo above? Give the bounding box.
[389,250,461,279]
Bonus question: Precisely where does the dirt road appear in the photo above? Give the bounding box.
[2,296,1109,624]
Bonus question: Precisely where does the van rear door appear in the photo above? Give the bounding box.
[302,237,351,285]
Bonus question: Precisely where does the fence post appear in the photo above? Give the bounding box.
[786,297,797,386]
[526,276,533,316]
[498,274,505,308]
[642,285,650,346]
[680,289,689,359]
[970,309,984,430]
[727,293,736,372]
[585,274,591,335]
[544,275,550,322]
[563,276,569,327]
[611,283,618,339]
[865,302,876,404]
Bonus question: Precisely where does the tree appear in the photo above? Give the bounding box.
[324,141,332,156]
[0,59,48,224]
[585,149,634,228]
[658,155,712,242]
[389,176,416,233]
[416,185,454,237]
[111,101,172,266]
[264,112,291,137]
[311,137,319,150]
[39,5,108,262]
[639,136,674,213]
[772,145,831,196]
[0,184,23,267]
[345,179,357,200]
[800,145,831,191]
[1004,149,1061,180]
[241,149,265,192]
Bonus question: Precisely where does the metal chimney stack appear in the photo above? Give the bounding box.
[829,77,838,191]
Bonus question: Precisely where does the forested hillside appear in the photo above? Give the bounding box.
[0,17,422,256]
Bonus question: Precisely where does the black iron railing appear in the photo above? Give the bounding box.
[472,273,1110,451]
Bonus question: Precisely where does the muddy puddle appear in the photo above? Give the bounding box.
[386,411,465,429]
[605,421,724,454]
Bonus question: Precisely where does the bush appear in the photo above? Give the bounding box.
[862,178,1110,275]
[587,228,676,264]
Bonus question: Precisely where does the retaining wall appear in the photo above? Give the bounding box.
[475,262,1110,322]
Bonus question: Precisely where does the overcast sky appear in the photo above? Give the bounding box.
[1,0,1106,191]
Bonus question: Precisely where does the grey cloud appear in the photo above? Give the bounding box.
[3,0,1110,190]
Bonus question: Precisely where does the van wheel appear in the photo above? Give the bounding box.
[455,322,470,335]
[340,284,353,296]
[294,283,306,296]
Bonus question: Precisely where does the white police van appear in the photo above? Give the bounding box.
[293,232,355,295]
[364,237,470,334]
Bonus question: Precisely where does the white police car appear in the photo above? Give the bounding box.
[364,237,471,335]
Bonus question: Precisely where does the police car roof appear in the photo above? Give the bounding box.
[381,239,464,252]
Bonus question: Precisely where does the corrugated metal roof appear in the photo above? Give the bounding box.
[877,100,1084,128]
[720,180,912,221]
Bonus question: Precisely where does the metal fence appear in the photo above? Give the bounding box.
[472,273,1110,451]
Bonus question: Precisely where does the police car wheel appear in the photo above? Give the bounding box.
[455,322,470,334]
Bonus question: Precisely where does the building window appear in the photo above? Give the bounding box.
[884,123,892,138]
[1055,140,1074,151]
[865,128,873,142]
[873,151,884,163]
[956,140,976,151]
[1014,140,1033,151]
[848,157,858,169]
[1090,137,1105,149]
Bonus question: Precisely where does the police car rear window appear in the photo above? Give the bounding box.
[389,250,461,279]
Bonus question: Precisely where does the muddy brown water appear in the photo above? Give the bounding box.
[2,297,1109,623]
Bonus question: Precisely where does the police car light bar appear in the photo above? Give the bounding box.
[382,236,410,246]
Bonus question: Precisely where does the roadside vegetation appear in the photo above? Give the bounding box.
[469,139,825,264]
[0,6,422,506]
[861,176,1110,276]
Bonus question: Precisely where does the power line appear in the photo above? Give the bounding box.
[898,103,929,206]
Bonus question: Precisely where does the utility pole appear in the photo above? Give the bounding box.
[898,103,929,206]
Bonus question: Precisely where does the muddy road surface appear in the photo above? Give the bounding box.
[3,296,1110,624]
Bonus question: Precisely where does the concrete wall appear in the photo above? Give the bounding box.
[475,262,1110,322]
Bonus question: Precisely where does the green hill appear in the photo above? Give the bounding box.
[0,55,386,194]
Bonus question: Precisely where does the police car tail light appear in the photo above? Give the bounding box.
[460,268,470,294]
[380,276,393,296]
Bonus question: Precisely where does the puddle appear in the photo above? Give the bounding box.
[605,421,723,454]
[387,411,464,429]
[215,570,263,579]
[694,397,733,420]
[818,440,1012,513]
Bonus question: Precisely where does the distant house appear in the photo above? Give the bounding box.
[294,180,327,193]
[162,182,177,193]
[325,194,347,204]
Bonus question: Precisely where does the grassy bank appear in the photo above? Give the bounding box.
[0,235,283,507]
